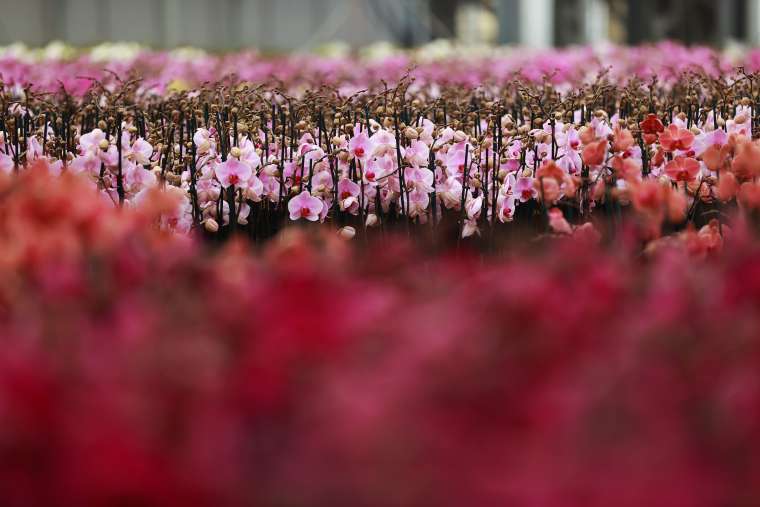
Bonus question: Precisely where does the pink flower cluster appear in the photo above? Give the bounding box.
[2,167,760,506]
[0,42,757,96]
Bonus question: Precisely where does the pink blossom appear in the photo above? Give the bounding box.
[215,158,253,188]
[407,188,429,218]
[338,178,361,213]
[130,138,153,165]
[349,132,371,161]
[79,128,106,153]
[497,194,516,222]
[514,177,538,202]
[288,190,323,221]
[0,152,14,173]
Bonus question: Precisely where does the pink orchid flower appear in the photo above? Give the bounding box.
[68,153,101,176]
[288,190,323,221]
[349,132,371,160]
[79,128,106,154]
[338,178,361,213]
[497,194,516,223]
[407,188,430,218]
[130,138,153,165]
[247,175,265,201]
[437,176,463,209]
[445,146,467,177]
[514,177,538,202]
[0,152,14,173]
[405,166,435,193]
[215,158,253,188]
[404,140,430,167]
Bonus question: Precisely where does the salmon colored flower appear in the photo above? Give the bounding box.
[731,141,760,181]
[611,126,635,153]
[659,123,694,152]
[582,139,608,166]
[665,156,700,182]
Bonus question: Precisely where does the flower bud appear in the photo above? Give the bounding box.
[204,218,219,233]
[229,146,241,159]
[453,130,467,143]
[404,126,418,140]
[365,213,379,227]
[337,226,356,240]
[98,139,109,150]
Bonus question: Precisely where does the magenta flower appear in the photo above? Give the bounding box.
[215,158,253,188]
[288,190,323,221]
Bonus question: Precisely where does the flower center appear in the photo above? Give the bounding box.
[228,173,240,185]
[354,147,365,158]
[300,207,311,218]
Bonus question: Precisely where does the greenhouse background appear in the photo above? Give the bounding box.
[0,0,758,51]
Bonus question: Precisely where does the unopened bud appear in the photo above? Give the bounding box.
[204,218,219,232]
[365,213,379,227]
[337,226,356,240]
[98,139,109,150]
[453,130,467,143]
[404,126,418,140]
[229,146,241,158]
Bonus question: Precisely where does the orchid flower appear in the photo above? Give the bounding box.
[288,190,323,221]
[215,158,252,188]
